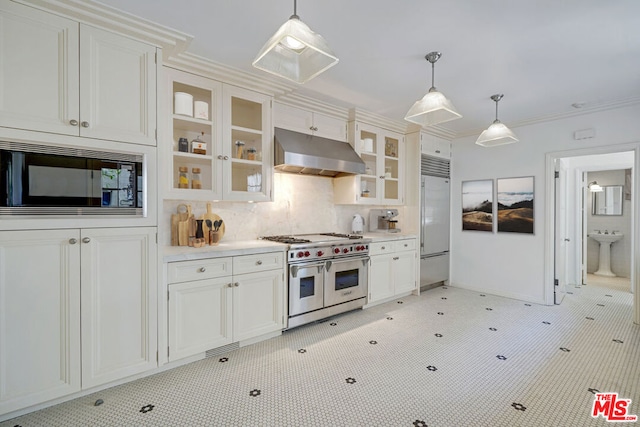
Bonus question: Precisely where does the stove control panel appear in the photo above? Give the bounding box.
[288,242,369,262]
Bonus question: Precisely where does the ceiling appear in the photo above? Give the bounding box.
[98,0,640,137]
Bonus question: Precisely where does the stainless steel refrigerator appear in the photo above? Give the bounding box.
[420,156,450,286]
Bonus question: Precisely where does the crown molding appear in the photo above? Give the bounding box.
[274,94,350,120]
[454,96,640,139]
[16,0,192,58]
[165,52,297,98]
[348,109,408,134]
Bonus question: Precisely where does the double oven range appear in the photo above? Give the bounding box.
[261,233,370,329]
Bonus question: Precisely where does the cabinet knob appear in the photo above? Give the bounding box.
[381,246,386,250]
[82,237,91,243]
[199,267,206,273]
[435,150,441,154]
[404,243,408,247]
[218,155,224,160]
[256,260,263,265]
[393,257,400,260]
[224,155,229,160]
[81,121,90,128]
[380,175,385,179]
[234,282,240,287]
[69,238,78,244]
[69,119,78,126]
[228,283,234,288]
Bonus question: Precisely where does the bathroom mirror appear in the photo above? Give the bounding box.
[592,185,623,215]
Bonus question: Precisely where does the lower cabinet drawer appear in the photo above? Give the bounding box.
[369,241,395,256]
[233,252,284,275]
[396,238,416,252]
[168,257,232,284]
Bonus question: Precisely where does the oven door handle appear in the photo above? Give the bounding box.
[290,263,325,278]
[325,260,332,272]
[362,257,370,267]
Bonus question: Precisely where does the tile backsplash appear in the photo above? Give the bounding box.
[162,173,405,246]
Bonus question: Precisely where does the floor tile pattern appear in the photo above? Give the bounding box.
[2,278,638,427]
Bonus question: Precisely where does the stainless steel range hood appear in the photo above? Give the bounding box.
[274,128,366,177]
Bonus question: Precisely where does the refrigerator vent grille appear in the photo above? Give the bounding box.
[421,155,450,178]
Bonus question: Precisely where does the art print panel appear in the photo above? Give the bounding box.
[462,180,493,232]
[497,176,534,234]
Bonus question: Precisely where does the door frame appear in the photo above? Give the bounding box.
[545,142,639,324]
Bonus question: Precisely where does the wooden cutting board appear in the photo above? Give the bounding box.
[171,204,189,246]
[177,205,192,246]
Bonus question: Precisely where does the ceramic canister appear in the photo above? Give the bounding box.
[174,92,193,117]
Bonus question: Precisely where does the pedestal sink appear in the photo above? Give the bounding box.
[588,232,623,277]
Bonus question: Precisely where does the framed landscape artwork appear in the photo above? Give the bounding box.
[462,179,493,231]
[497,176,534,234]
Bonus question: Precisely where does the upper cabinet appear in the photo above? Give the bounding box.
[334,122,405,205]
[420,132,451,159]
[0,2,157,146]
[165,68,273,202]
[273,102,347,142]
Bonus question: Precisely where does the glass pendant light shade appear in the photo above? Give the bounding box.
[404,89,462,126]
[404,52,462,127]
[252,14,338,84]
[476,94,519,147]
[475,121,519,147]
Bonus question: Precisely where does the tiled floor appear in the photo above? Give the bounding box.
[3,280,639,427]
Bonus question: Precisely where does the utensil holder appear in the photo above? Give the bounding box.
[209,231,221,246]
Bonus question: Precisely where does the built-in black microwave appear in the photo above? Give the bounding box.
[0,141,144,216]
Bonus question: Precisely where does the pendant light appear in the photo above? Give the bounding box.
[404,52,462,127]
[476,94,519,147]
[252,0,338,84]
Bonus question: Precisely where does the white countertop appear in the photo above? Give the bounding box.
[163,240,286,262]
[363,232,418,242]
[163,233,418,262]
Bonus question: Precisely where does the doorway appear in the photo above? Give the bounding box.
[545,144,639,324]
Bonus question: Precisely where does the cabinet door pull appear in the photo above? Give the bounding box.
[69,238,78,244]
[435,149,441,153]
[393,257,399,260]
[82,237,91,243]
[199,267,206,273]
[81,121,90,128]
[69,119,78,126]
[256,260,263,265]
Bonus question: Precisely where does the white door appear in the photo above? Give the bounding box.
[168,277,233,361]
[554,164,567,304]
[368,255,394,302]
[394,251,417,294]
[0,2,80,135]
[233,270,284,342]
[80,227,157,388]
[0,229,81,415]
[79,25,157,145]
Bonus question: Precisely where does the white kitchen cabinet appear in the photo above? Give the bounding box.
[0,226,156,416]
[273,102,347,141]
[0,2,157,146]
[0,230,81,415]
[80,227,157,389]
[334,122,405,205]
[368,238,417,305]
[167,251,284,362]
[165,68,273,201]
[420,132,451,159]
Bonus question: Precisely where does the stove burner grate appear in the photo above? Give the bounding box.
[319,232,364,239]
[260,235,312,244]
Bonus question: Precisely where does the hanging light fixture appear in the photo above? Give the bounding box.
[404,51,462,127]
[252,0,338,84]
[476,94,519,147]
[588,181,603,192]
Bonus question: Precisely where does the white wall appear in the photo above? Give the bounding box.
[450,104,640,303]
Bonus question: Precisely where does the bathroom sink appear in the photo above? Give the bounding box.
[588,233,623,243]
[588,233,622,277]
